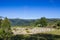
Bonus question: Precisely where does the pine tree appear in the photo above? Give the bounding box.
[1,17,12,40]
[1,17,11,32]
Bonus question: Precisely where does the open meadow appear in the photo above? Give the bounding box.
[11,26,60,35]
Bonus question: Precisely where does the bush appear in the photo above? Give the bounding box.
[57,21,60,26]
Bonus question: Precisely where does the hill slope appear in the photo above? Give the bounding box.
[9,18,60,26]
[9,19,35,26]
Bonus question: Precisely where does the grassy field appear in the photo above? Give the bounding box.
[44,29,60,35]
[10,26,60,40]
[11,26,60,35]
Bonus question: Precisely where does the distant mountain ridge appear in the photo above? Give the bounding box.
[9,19,35,26]
[9,18,60,26]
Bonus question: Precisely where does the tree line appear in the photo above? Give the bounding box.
[34,17,60,28]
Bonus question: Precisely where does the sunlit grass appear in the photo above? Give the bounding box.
[43,29,60,35]
[11,26,60,35]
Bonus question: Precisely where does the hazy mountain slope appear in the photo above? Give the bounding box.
[9,18,60,26]
[9,19,35,26]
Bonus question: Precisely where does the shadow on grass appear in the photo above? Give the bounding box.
[0,33,60,40]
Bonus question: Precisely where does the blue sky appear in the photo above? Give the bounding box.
[0,0,60,19]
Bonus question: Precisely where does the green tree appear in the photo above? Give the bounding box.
[0,19,2,28]
[0,16,2,28]
[1,17,12,40]
[35,17,47,27]
[1,17,11,31]
[40,17,47,27]
[57,21,60,26]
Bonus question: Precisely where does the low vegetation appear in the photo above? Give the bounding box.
[0,16,60,40]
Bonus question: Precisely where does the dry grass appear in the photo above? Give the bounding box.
[44,29,60,35]
[11,27,59,35]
